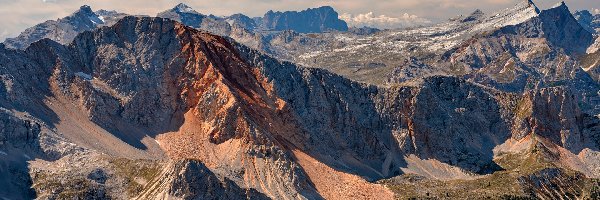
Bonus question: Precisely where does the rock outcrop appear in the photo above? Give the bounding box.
[0,110,40,148]
[260,6,348,33]
[137,160,270,200]
[512,87,585,152]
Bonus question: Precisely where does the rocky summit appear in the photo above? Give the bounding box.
[1,0,600,199]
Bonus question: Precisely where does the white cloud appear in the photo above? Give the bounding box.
[593,8,600,15]
[340,12,431,29]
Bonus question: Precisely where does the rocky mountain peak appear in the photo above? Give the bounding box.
[76,5,94,15]
[542,1,573,17]
[157,4,233,36]
[310,6,335,12]
[468,0,540,32]
[536,0,593,54]
[461,9,485,22]
[225,13,257,31]
[524,0,540,13]
[173,3,197,14]
[71,5,104,24]
[261,6,348,33]
[2,5,110,49]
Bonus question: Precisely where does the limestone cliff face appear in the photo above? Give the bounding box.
[512,87,585,151]
[393,77,512,174]
[241,37,517,177]
[261,6,348,33]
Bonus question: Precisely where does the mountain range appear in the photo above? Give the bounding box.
[1,1,600,199]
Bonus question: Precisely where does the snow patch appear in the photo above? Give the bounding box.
[470,0,539,33]
[88,15,104,24]
[333,44,369,52]
[299,50,324,59]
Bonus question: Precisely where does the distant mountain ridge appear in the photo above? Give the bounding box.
[2,4,351,50]
[574,9,600,34]
[156,3,233,36]
[260,6,348,33]
[3,5,128,49]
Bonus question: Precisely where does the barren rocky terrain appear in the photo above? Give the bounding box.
[0,1,600,199]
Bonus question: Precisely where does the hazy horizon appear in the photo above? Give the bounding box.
[0,0,598,41]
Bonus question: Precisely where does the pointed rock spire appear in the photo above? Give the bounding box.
[78,5,93,13]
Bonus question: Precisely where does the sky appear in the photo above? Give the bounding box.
[0,0,598,41]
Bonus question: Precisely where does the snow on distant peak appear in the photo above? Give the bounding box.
[88,14,104,24]
[175,3,195,13]
[470,0,539,32]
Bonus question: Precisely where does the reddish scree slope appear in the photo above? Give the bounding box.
[155,23,393,199]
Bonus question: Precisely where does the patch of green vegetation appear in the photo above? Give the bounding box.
[384,170,530,199]
[109,158,162,197]
[53,178,96,199]
[383,141,594,199]
[494,150,554,175]
[32,171,101,199]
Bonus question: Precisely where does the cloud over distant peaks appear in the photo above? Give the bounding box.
[339,12,431,29]
[593,8,600,15]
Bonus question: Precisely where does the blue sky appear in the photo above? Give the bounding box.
[0,0,598,41]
